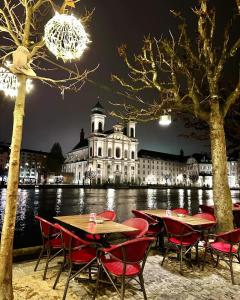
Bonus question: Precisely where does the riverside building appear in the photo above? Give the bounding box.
[63,102,240,188]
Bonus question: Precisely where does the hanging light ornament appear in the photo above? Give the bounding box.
[159,110,172,126]
[0,63,33,98]
[44,11,90,61]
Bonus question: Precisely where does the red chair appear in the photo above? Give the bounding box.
[172,208,189,215]
[53,223,97,300]
[202,228,240,284]
[132,210,163,247]
[121,218,149,239]
[34,216,63,280]
[162,217,200,274]
[199,204,214,215]
[93,237,154,300]
[97,210,116,221]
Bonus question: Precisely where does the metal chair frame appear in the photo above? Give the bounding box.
[94,238,154,300]
[161,218,200,274]
[202,231,240,284]
[53,224,97,300]
[34,216,63,280]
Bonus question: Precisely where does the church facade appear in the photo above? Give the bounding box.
[63,102,139,184]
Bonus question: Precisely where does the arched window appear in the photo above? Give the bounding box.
[89,147,93,157]
[108,148,112,157]
[98,147,102,156]
[131,151,135,159]
[98,122,103,133]
[130,128,134,137]
[124,150,128,159]
[116,147,121,158]
[91,122,94,132]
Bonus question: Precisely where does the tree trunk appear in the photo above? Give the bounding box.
[0,75,27,300]
[209,103,233,232]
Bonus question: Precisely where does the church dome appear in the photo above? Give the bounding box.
[91,101,105,115]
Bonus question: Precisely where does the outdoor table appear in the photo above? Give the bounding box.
[54,214,137,235]
[141,209,216,227]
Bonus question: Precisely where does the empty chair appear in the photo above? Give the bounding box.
[94,237,154,300]
[199,204,214,215]
[34,216,63,280]
[122,218,149,239]
[97,210,116,221]
[162,217,200,274]
[132,209,163,246]
[53,223,97,300]
[172,208,189,215]
[202,228,240,284]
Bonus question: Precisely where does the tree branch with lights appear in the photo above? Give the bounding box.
[0,1,96,299]
[111,1,240,233]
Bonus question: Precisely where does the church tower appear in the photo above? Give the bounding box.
[90,101,106,134]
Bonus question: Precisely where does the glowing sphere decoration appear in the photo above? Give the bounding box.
[44,13,90,61]
[0,64,33,98]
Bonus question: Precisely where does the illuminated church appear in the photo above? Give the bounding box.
[63,102,139,184]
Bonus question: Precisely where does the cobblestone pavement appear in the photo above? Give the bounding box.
[13,251,240,300]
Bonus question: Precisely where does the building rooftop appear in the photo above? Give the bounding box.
[72,138,89,151]
[91,101,105,115]
[138,149,186,162]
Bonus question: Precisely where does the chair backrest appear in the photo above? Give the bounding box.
[199,204,214,215]
[172,208,189,215]
[107,237,154,264]
[122,218,149,238]
[97,210,116,221]
[54,223,90,250]
[234,203,240,208]
[35,215,58,238]
[162,217,198,244]
[132,210,157,224]
[217,228,240,244]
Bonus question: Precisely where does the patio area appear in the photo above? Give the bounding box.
[13,251,240,300]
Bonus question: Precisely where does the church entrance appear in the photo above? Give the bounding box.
[115,175,121,185]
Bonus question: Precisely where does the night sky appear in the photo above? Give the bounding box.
[0,0,236,155]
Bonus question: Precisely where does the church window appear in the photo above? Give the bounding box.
[131,151,135,159]
[97,164,101,168]
[116,147,121,158]
[91,122,94,132]
[98,122,103,133]
[89,147,93,157]
[98,147,102,156]
[108,148,111,157]
[130,127,134,137]
[124,150,128,158]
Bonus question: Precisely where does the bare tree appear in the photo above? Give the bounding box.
[0,1,96,299]
[111,1,240,232]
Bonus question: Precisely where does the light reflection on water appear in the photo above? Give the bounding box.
[0,188,239,249]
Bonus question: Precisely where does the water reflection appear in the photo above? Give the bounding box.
[0,187,239,249]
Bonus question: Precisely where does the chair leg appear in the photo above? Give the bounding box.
[120,276,126,300]
[93,264,101,300]
[53,256,66,289]
[161,245,169,266]
[62,266,72,300]
[180,247,183,275]
[43,248,51,280]
[215,255,220,267]
[139,274,147,300]
[34,246,44,271]
[229,256,235,285]
[202,246,208,271]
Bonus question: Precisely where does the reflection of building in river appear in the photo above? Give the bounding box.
[62,102,240,188]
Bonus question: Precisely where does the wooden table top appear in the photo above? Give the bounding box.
[141,209,216,227]
[54,214,138,235]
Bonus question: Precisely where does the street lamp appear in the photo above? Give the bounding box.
[159,110,172,126]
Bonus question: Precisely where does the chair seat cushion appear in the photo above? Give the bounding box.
[102,257,141,276]
[69,247,96,263]
[169,237,194,246]
[210,241,237,253]
[49,237,62,248]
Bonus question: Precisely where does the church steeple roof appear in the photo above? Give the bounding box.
[91,101,105,115]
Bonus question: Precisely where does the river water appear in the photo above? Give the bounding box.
[0,188,239,249]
